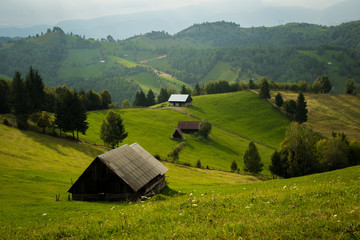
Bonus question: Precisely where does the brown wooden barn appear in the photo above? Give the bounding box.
[168,94,192,106]
[177,121,201,133]
[68,143,168,201]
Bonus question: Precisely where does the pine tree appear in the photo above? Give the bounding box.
[193,83,202,96]
[243,141,263,174]
[231,160,238,172]
[11,72,30,129]
[259,77,270,99]
[157,88,169,103]
[146,89,156,106]
[269,151,285,178]
[295,92,308,123]
[100,110,128,148]
[100,89,112,109]
[275,93,284,108]
[25,66,45,113]
[133,90,147,106]
[0,79,10,113]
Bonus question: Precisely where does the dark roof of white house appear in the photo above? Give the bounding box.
[168,94,191,102]
[97,143,168,192]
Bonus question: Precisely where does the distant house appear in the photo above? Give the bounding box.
[68,143,168,201]
[177,121,201,134]
[168,94,192,107]
[171,127,183,140]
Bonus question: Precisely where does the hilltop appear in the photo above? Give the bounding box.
[0,21,360,103]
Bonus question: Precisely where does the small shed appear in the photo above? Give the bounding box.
[177,121,201,134]
[168,94,192,106]
[68,143,168,201]
[171,127,183,139]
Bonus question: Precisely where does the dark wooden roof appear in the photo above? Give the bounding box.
[177,121,201,130]
[69,143,168,192]
[172,127,183,139]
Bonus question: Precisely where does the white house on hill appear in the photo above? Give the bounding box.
[168,94,192,107]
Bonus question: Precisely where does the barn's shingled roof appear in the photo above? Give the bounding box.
[96,143,168,192]
[177,121,201,130]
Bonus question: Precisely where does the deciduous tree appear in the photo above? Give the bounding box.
[275,93,284,108]
[199,119,212,138]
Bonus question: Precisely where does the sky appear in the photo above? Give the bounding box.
[0,0,347,27]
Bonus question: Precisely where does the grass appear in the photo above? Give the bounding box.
[271,91,360,140]
[183,91,290,148]
[201,61,238,84]
[81,108,275,174]
[0,124,359,239]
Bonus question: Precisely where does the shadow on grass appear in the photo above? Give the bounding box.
[22,129,105,159]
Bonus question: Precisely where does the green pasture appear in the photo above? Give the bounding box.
[183,91,290,148]
[0,123,359,239]
[201,61,238,83]
[273,91,360,141]
[81,108,275,173]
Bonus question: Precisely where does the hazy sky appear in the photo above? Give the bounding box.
[0,0,347,27]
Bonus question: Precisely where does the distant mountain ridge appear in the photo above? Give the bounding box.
[0,0,359,39]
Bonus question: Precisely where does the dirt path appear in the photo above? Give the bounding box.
[139,55,167,64]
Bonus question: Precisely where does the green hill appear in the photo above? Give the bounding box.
[0,123,359,239]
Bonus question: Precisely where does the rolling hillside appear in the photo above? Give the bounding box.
[1,21,360,102]
[271,91,360,141]
[0,123,359,239]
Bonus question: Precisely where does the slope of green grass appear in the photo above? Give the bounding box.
[271,91,360,140]
[201,61,238,83]
[81,108,275,173]
[0,124,359,239]
[183,91,290,148]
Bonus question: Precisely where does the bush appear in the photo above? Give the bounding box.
[3,119,10,126]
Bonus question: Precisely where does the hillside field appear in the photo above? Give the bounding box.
[0,123,359,239]
[271,91,360,141]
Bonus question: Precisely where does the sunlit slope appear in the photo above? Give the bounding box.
[0,123,359,239]
[82,108,275,173]
[0,124,259,226]
[184,91,290,148]
[273,91,360,140]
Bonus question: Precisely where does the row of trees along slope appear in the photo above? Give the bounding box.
[0,67,113,139]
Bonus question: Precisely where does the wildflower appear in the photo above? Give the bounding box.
[179,213,183,216]
[333,215,337,218]
[283,185,287,189]
[111,206,115,210]
[192,204,198,207]
[189,193,193,196]
[42,213,47,216]
[245,206,250,209]
[292,206,295,208]
[212,197,215,201]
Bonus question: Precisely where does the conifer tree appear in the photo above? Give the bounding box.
[100,110,128,148]
[243,141,263,174]
[0,79,10,113]
[345,79,356,94]
[275,93,284,108]
[231,160,238,172]
[295,92,308,123]
[146,89,156,106]
[157,87,169,103]
[259,77,270,99]
[133,90,147,106]
[25,66,45,113]
[100,89,112,109]
[11,72,30,129]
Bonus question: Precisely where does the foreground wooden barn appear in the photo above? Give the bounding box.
[68,143,168,201]
[168,94,192,106]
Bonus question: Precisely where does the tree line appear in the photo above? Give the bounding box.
[0,67,112,139]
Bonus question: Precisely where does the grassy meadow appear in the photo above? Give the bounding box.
[81,108,275,174]
[0,124,359,239]
[183,91,290,148]
[271,91,360,141]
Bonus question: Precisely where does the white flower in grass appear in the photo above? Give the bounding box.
[42,213,47,216]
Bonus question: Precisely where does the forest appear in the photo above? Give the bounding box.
[0,21,360,103]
